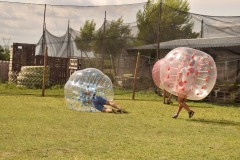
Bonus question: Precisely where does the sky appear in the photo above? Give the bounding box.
[1,0,239,16]
[1,0,240,45]
[188,0,240,16]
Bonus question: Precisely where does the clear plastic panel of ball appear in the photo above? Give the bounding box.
[152,58,164,89]
[160,47,217,100]
[64,68,114,112]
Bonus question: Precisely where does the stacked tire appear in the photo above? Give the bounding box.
[17,66,50,89]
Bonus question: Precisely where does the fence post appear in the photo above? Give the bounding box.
[101,11,107,71]
[0,61,2,83]
[42,47,48,97]
[132,52,140,100]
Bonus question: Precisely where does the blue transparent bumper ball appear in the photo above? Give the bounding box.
[64,68,114,112]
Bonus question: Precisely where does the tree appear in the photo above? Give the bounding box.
[75,18,133,74]
[74,20,96,69]
[75,20,96,53]
[0,45,4,54]
[75,18,133,57]
[0,45,10,61]
[94,17,133,56]
[93,17,133,75]
[136,0,199,45]
[3,48,10,61]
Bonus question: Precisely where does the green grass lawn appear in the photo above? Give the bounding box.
[0,84,240,160]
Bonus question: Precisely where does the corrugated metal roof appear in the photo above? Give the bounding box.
[128,36,240,50]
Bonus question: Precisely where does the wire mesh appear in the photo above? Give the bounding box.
[0,1,240,102]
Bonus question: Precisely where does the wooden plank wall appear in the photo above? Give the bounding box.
[35,55,69,85]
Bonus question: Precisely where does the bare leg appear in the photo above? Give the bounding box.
[102,107,113,113]
[172,95,189,118]
[172,94,194,118]
[172,102,183,118]
[177,96,190,112]
[177,96,194,118]
[102,100,124,114]
[105,100,121,110]
[176,104,183,115]
[167,94,173,104]
[163,90,167,104]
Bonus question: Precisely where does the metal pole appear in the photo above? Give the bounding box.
[132,52,140,100]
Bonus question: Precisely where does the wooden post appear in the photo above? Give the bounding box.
[110,54,114,74]
[42,47,48,97]
[132,52,140,100]
[42,4,46,56]
[41,4,47,97]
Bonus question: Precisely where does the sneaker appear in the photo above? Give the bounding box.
[112,109,119,114]
[117,109,128,114]
[116,109,123,114]
[188,110,195,118]
[172,113,178,118]
[121,109,128,114]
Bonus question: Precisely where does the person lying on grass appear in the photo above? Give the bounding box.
[84,90,128,114]
[92,93,128,114]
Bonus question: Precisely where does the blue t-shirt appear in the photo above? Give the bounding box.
[92,96,107,111]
